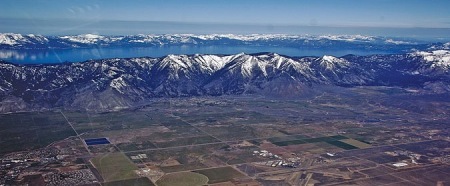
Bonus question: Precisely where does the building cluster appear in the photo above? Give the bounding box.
[130,154,148,160]
[1,139,91,185]
[3,148,59,161]
[0,156,56,185]
[44,169,98,186]
[388,150,421,159]
[386,150,422,168]
[253,150,300,168]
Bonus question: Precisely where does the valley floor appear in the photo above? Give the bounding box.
[1,86,449,186]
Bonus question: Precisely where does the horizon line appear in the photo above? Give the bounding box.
[2,17,450,30]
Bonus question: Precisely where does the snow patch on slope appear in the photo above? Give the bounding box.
[193,54,232,72]
[385,39,412,45]
[318,35,374,42]
[318,55,349,70]
[110,76,128,94]
[60,34,102,44]
[413,50,450,68]
[124,34,378,43]
[0,33,48,45]
[59,34,116,44]
[444,42,450,49]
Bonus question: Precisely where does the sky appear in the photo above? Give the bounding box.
[1,0,450,37]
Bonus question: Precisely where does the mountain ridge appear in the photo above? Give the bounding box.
[0,51,449,113]
[1,33,441,52]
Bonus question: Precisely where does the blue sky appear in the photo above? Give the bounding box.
[1,0,450,36]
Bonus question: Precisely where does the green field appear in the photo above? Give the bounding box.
[194,166,245,184]
[326,140,359,150]
[116,141,158,152]
[272,135,350,147]
[0,112,76,155]
[156,172,208,186]
[176,110,277,125]
[154,135,220,148]
[340,138,372,149]
[267,134,308,143]
[104,177,155,186]
[64,109,175,133]
[159,162,208,173]
[91,152,139,182]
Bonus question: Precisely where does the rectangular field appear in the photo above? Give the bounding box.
[104,177,155,186]
[90,153,139,182]
[340,138,372,149]
[272,135,349,147]
[326,140,358,150]
[193,166,246,184]
[0,112,76,155]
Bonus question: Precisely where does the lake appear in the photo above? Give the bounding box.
[0,46,396,64]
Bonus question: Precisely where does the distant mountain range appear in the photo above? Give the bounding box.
[0,50,449,112]
[1,33,448,52]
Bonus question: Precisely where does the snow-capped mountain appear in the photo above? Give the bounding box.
[0,33,428,51]
[0,50,449,112]
[0,33,48,46]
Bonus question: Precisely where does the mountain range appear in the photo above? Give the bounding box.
[2,33,446,52]
[0,50,449,112]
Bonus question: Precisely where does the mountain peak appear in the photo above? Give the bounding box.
[322,55,339,62]
[317,55,348,70]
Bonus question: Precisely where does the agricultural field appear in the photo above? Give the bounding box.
[156,172,208,186]
[104,177,155,186]
[0,112,75,155]
[193,166,246,184]
[1,87,450,185]
[91,153,140,182]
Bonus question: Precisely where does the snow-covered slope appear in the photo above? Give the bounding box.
[317,55,349,70]
[0,51,449,112]
[0,33,48,46]
[60,34,105,44]
[0,33,425,51]
[413,50,450,69]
